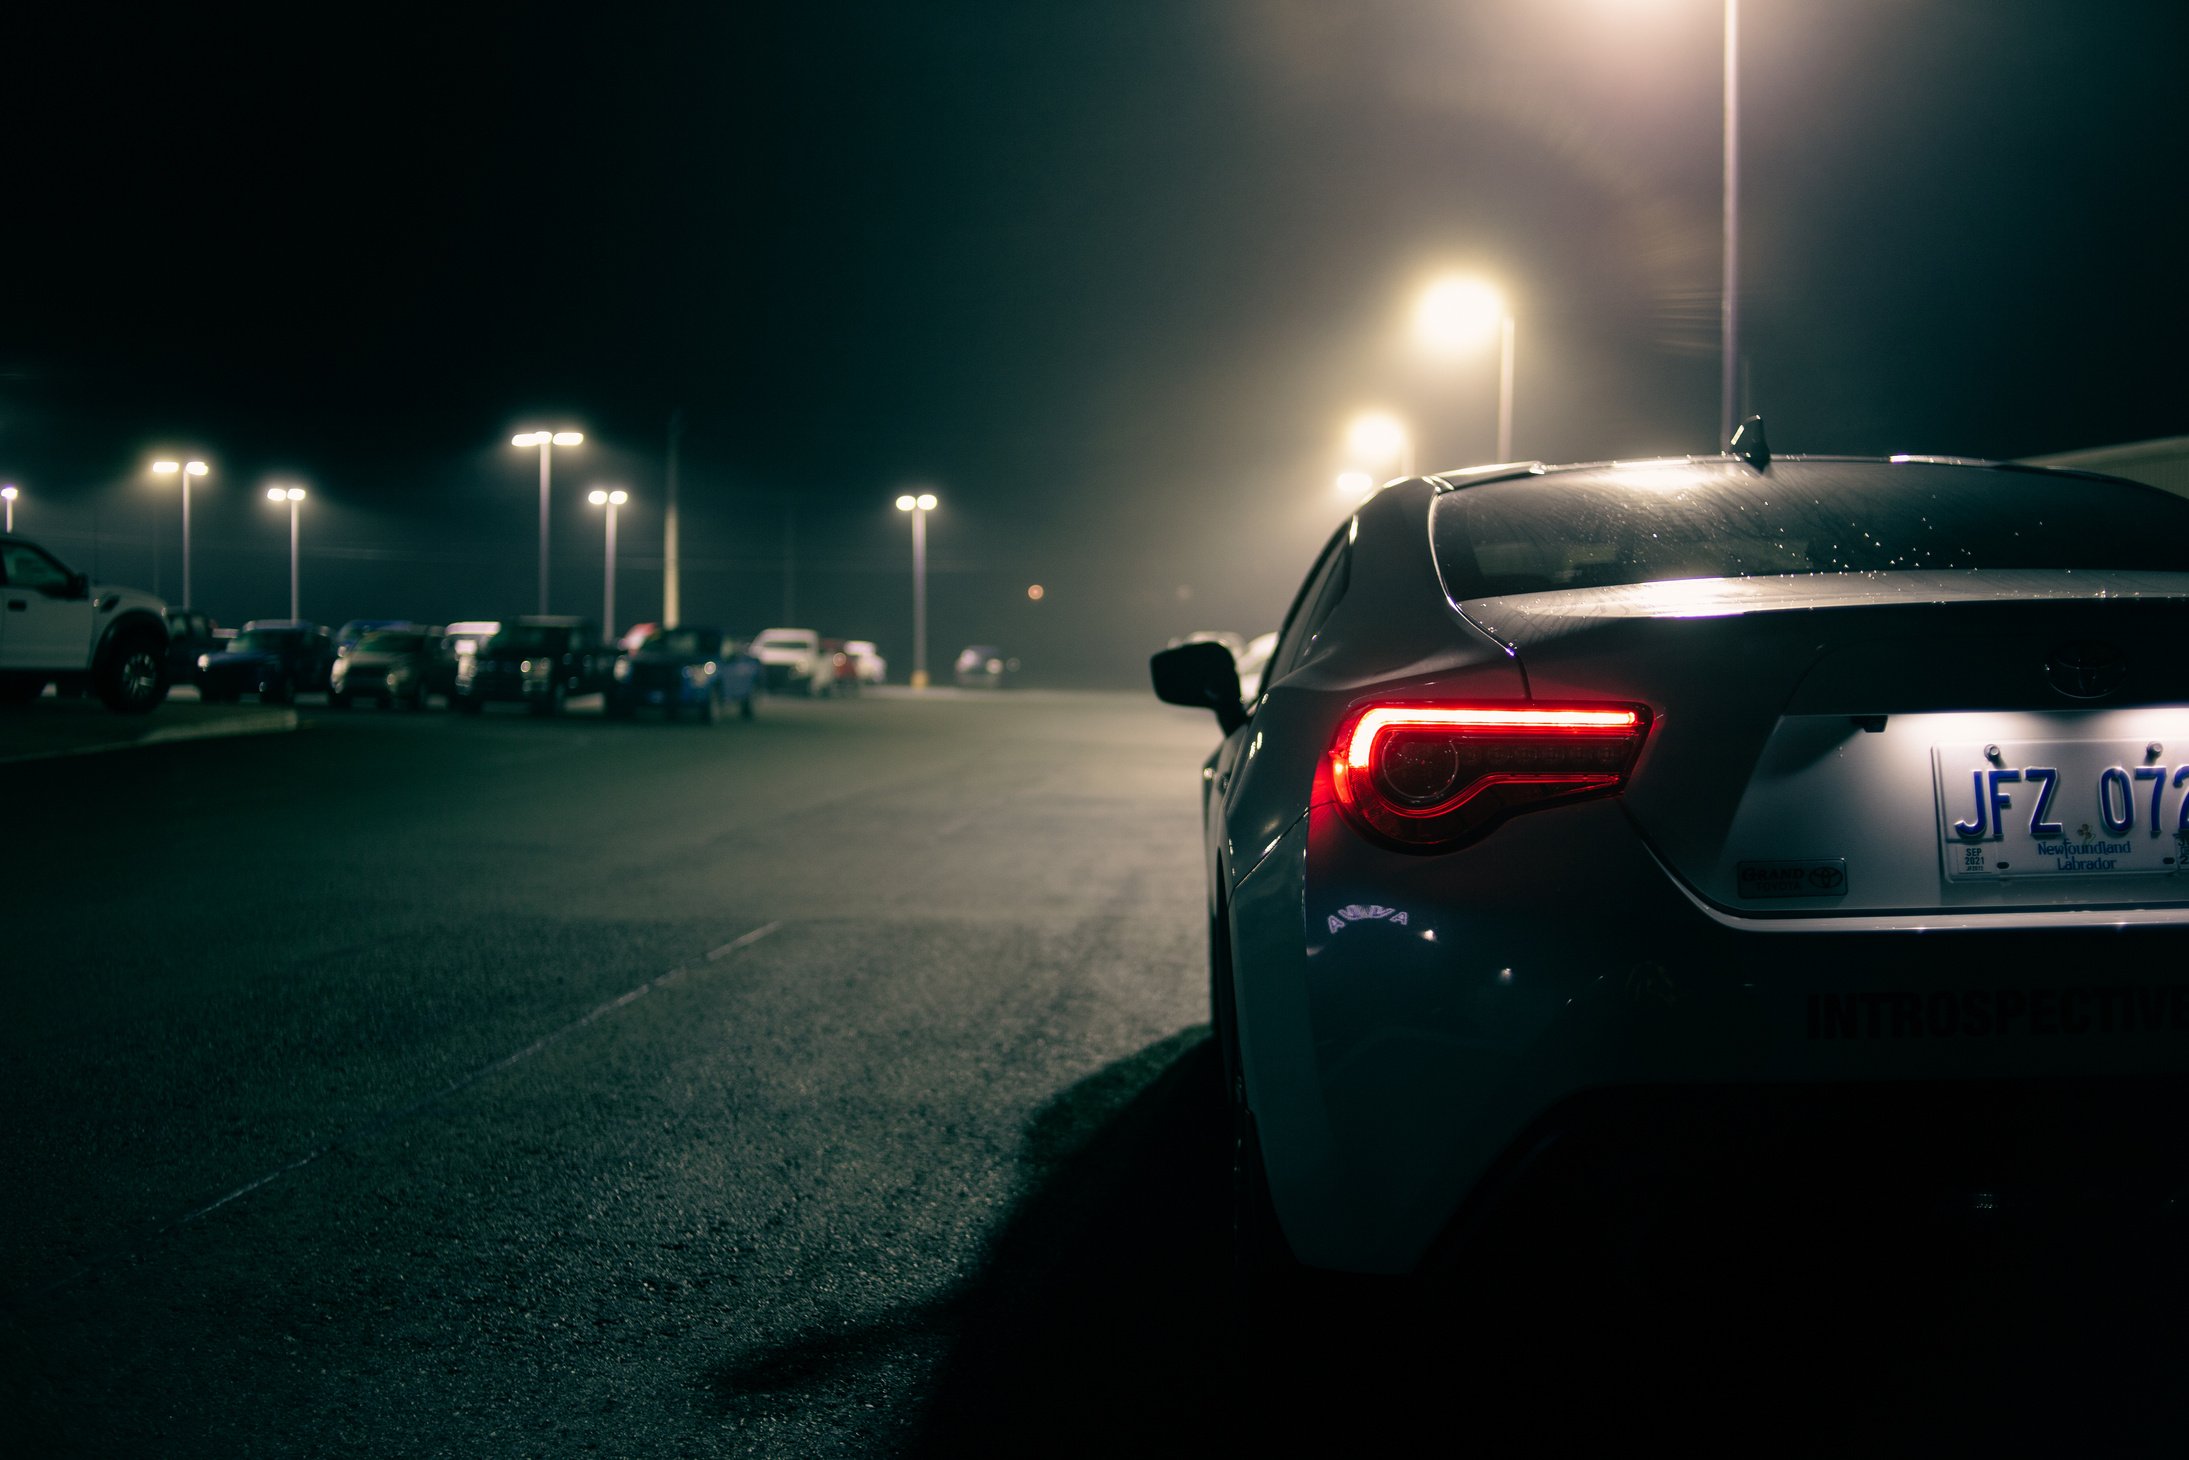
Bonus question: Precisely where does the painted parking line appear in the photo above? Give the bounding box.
[5,920,786,1307]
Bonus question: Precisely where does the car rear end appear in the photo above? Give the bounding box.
[1244,459,2189,1274]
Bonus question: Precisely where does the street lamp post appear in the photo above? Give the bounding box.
[152,459,210,606]
[1720,0,1741,446]
[265,486,306,619]
[1,485,16,533]
[1414,276,1516,462]
[894,492,937,689]
[587,489,627,637]
[511,430,584,614]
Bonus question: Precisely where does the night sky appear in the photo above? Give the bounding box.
[7,0,2184,683]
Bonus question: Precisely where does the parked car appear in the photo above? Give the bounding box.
[164,608,222,683]
[953,644,1019,688]
[750,627,829,695]
[1234,630,1278,703]
[453,616,613,716]
[196,620,335,704]
[820,639,864,695]
[329,625,436,710]
[0,533,171,713]
[842,639,887,685]
[334,618,409,654]
[607,626,760,723]
[1151,442,2189,1290]
[428,620,500,700]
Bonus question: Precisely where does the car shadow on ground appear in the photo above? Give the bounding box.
[716,1034,2189,1455]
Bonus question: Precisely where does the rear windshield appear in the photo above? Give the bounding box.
[229,631,300,653]
[1431,460,2189,601]
[640,629,718,657]
[488,627,568,654]
[355,631,425,653]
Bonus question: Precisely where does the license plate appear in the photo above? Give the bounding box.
[1934,740,2189,881]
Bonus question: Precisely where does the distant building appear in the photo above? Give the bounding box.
[2023,436,2189,497]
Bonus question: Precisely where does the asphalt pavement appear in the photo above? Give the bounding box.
[7,689,2189,1456]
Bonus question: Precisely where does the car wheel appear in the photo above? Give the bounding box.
[202,685,236,705]
[96,632,170,714]
[695,685,719,724]
[529,683,564,717]
[0,675,46,707]
[455,694,484,715]
[328,688,352,710]
[261,678,293,706]
[605,696,633,719]
[739,692,756,721]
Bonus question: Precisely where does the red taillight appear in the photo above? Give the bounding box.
[1330,701,1652,851]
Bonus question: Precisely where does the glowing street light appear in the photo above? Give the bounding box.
[587,488,628,638]
[151,459,210,606]
[1345,411,1414,478]
[1,484,17,533]
[894,491,938,689]
[265,485,307,619]
[511,429,585,613]
[1414,275,1517,462]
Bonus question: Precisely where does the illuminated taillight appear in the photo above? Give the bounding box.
[1330,702,1652,850]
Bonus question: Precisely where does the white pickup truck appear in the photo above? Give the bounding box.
[0,534,172,712]
[748,627,831,697]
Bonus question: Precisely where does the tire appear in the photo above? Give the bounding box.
[410,681,430,711]
[695,685,720,724]
[529,683,565,717]
[739,692,756,721]
[0,676,45,707]
[328,688,352,710]
[96,632,170,714]
[202,685,236,705]
[261,678,292,706]
[605,696,633,719]
[455,694,484,715]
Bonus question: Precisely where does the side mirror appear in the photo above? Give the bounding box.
[1150,641,1247,735]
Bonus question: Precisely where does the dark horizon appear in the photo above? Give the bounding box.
[9,0,2186,679]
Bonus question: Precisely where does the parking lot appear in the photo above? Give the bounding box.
[2,688,2187,1454]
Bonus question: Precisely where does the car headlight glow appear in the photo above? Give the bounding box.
[613,659,632,681]
[196,653,210,671]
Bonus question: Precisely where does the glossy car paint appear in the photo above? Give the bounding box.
[1201,462,2189,1275]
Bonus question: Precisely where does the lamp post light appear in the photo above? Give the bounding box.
[587,488,628,637]
[1,485,16,533]
[265,486,306,619]
[1345,411,1414,480]
[511,429,584,614]
[152,459,210,606]
[894,491,938,689]
[1414,275,1516,463]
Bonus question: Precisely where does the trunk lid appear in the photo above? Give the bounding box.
[1459,571,2189,915]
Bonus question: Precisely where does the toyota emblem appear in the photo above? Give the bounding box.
[2045,640,2127,700]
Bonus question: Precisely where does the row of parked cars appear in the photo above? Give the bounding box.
[179,615,829,723]
[2,526,1012,714]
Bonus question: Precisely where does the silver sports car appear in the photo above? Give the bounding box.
[1153,439,2189,1278]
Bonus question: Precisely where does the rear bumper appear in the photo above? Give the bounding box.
[1235,800,2189,1273]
